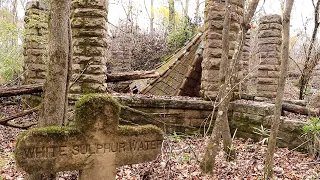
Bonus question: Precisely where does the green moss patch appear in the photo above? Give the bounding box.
[118,125,164,136]
[74,94,121,133]
[16,126,79,149]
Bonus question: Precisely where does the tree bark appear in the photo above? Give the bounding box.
[150,0,154,34]
[299,0,320,100]
[185,0,189,17]
[195,0,200,26]
[264,0,294,178]
[200,0,232,174]
[200,0,260,174]
[40,0,70,127]
[168,0,175,32]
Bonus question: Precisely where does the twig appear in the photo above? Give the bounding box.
[0,106,40,124]
[301,161,320,165]
[6,121,37,129]
[69,60,92,89]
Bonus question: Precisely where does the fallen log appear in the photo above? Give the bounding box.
[106,70,159,82]
[0,84,43,97]
[0,106,40,124]
[282,103,319,116]
[0,71,160,98]
[283,99,306,107]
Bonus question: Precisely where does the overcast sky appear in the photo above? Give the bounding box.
[107,0,315,35]
[15,0,316,36]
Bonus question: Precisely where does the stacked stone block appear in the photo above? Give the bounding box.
[256,15,282,99]
[22,1,49,85]
[201,0,244,99]
[109,34,133,72]
[107,34,133,93]
[238,32,251,92]
[22,1,49,107]
[70,0,108,96]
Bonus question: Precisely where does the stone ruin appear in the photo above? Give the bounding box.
[201,0,243,99]
[22,1,49,106]
[15,94,163,179]
[69,0,109,97]
[256,15,282,100]
[21,0,308,153]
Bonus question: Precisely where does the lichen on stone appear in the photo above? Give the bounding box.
[118,125,164,136]
[16,126,79,149]
[74,94,121,133]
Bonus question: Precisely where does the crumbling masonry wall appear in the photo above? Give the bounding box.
[22,1,49,106]
[115,95,305,150]
[200,0,243,99]
[238,32,251,93]
[22,1,49,85]
[69,0,109,97]
[256,15,282,99]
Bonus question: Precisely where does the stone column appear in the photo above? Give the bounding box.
[107,33,133,92]
[200,0,244,100]
[109,35,132,72]
[22,1,49,107]
[238,32,251,93]
[256,15,282,100]
[70,0,108,98]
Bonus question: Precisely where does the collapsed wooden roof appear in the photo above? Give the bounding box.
[130,32,204,97]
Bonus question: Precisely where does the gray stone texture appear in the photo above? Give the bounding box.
[201,0,244,99]
[70,0,108,95]
[256,14,282,99]
[22,1,49,107]
[15,94,163,179]
[22,1,49,85]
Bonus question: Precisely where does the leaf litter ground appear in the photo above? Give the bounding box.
[0,103,319,180]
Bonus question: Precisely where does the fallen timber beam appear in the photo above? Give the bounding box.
[0,71,159,97]
[282,102,319,116]
[0,106,40,124]
[0,83,43,97]
[106,70,159,82]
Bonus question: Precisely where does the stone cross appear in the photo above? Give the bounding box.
[15,94,164,180]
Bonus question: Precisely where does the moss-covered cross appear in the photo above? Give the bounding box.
[15,94,164,180]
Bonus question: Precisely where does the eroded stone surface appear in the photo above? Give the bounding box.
[201,0,244,100]
[22,0,49,107]
[69,0,108,96]
[15,94,164,180]
[257,14,282,99]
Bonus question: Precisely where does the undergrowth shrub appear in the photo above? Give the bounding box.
[302,117,320,159]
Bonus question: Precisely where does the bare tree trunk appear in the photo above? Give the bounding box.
[264,0,294,178]
[28,1,70,179]
[200,0,260,174]
[200,0,231,174]
[150,0,154,34]
[299,0,320,100]
[40,0,70,127]
[195,0,200,26]
[12,0,17,23]
[185,0,189,17]
[168,0,175,32]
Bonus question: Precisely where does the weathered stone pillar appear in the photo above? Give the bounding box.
[107,33,133,92]
[70,0,108,97]
[109,35,132,72]
[22,0,49,106]
[238,32,251,93]
[256,15,282,100]
[200,0,244,100]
